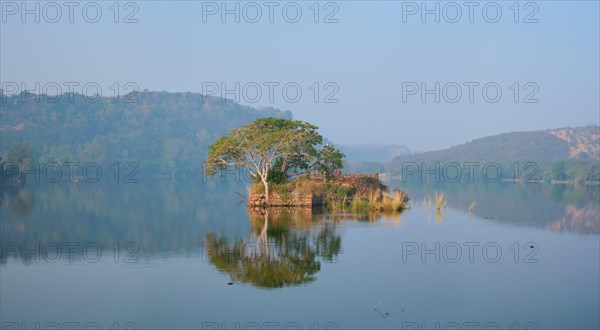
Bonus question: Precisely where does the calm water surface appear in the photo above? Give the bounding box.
[1,179,598,329]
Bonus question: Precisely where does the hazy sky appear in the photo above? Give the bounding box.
[1,1,598,151]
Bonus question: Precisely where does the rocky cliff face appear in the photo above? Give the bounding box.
[550,126,600,160]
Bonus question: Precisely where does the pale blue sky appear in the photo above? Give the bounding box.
[1,1,598,151]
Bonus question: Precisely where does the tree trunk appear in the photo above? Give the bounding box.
[264,182,269,204]
[261,176,270,205]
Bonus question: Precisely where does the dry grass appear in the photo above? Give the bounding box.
[324,188,408,214]
[351,198,369,213]
[294,178,324,195]
[381,191,407,211]
[327,193,348,213]
[369,190,408,213]
[368,190,378,205]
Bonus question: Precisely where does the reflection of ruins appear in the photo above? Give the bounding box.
[204,208,342,289]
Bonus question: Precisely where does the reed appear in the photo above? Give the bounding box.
[391,191,406,211]
[368,190,407,212]
[468,201,477,213]
[327,193,348,213]
[351,198,368,213]
[434,192,446,211]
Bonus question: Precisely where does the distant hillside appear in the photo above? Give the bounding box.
[550,126,600,160]
[388,126,600,182]
[0,91,291,176]
[336,144,410,163]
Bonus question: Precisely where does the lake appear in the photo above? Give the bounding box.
[1,179,598,329]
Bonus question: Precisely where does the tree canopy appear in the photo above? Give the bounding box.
[206,118,344,202]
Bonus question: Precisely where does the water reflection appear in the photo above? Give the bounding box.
[2,179,597,266]
[1,180,598,328]
[0,185,34,219]
[397,181,600,234]
[205,208,342,289]
[0,179,251,263]
[547,204,600,233]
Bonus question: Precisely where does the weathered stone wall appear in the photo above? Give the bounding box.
[305,172,382,200]
[248,172,382,207]
[332,172,382,200]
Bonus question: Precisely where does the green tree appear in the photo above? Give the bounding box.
[314,145,345,181]
[0,157,6,183]
[6,144,34,173]
[162,138,185,179]
[551,161,566,181]
[587,163,600,182]
[267,158,288,184]
[206,118,325,203]
[565,162,588,183]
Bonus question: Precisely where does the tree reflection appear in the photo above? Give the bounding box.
[205,209,341,289]
[0,186,34,219]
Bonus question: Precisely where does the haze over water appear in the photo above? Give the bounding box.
[1,179,598,329]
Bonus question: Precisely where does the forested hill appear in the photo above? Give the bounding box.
[0,91,291,176]
[391,126,599,166]
[388,126,600,182]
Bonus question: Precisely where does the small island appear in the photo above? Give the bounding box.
[247,171,408,213]
[206,117,409,213]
